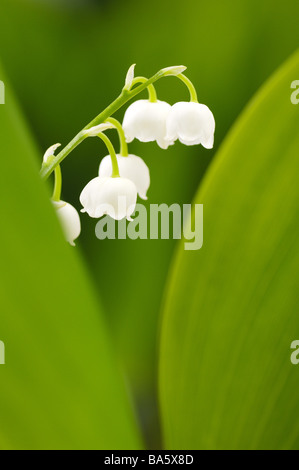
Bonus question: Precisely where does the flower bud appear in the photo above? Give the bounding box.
[43,143,61,163]
[53,201,81,246]
[161,65,187,76]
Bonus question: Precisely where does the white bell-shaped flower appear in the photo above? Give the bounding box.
[122,99,173,149]
[80,176,137,221]
[98,154,150,200]
[53,201,81,246]
[166,101,215,148]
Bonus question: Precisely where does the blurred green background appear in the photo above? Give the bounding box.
[0,0,299,449]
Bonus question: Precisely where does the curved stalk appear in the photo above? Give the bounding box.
[177,73,198,102]
[52,164,62,202]
[131,77,157,102]
[40,69,166,181]
[97,133,120,177]
[105,117,129,157]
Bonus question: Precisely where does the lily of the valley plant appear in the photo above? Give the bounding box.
[40,64,215,246]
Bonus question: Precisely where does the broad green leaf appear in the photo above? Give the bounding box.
[160,50,299,450]
[0,63,142,450]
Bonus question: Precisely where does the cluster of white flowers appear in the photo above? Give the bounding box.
[43,65,215,246]
[123,99,215,149]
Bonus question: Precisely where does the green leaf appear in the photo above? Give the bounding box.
[159,50,299,450]
[0,62,142,450]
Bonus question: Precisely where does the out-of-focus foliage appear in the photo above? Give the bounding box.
[0,0,299,447]
[0,61,142,450]
[160,50,299,450]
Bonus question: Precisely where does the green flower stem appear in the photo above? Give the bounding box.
[40,69,166,181]
[41,131,88,181]
[105,117,129,157]
[177,73,198,103]
[52,164,62,202]
[97,132,120,177]
[131,77,157,102]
